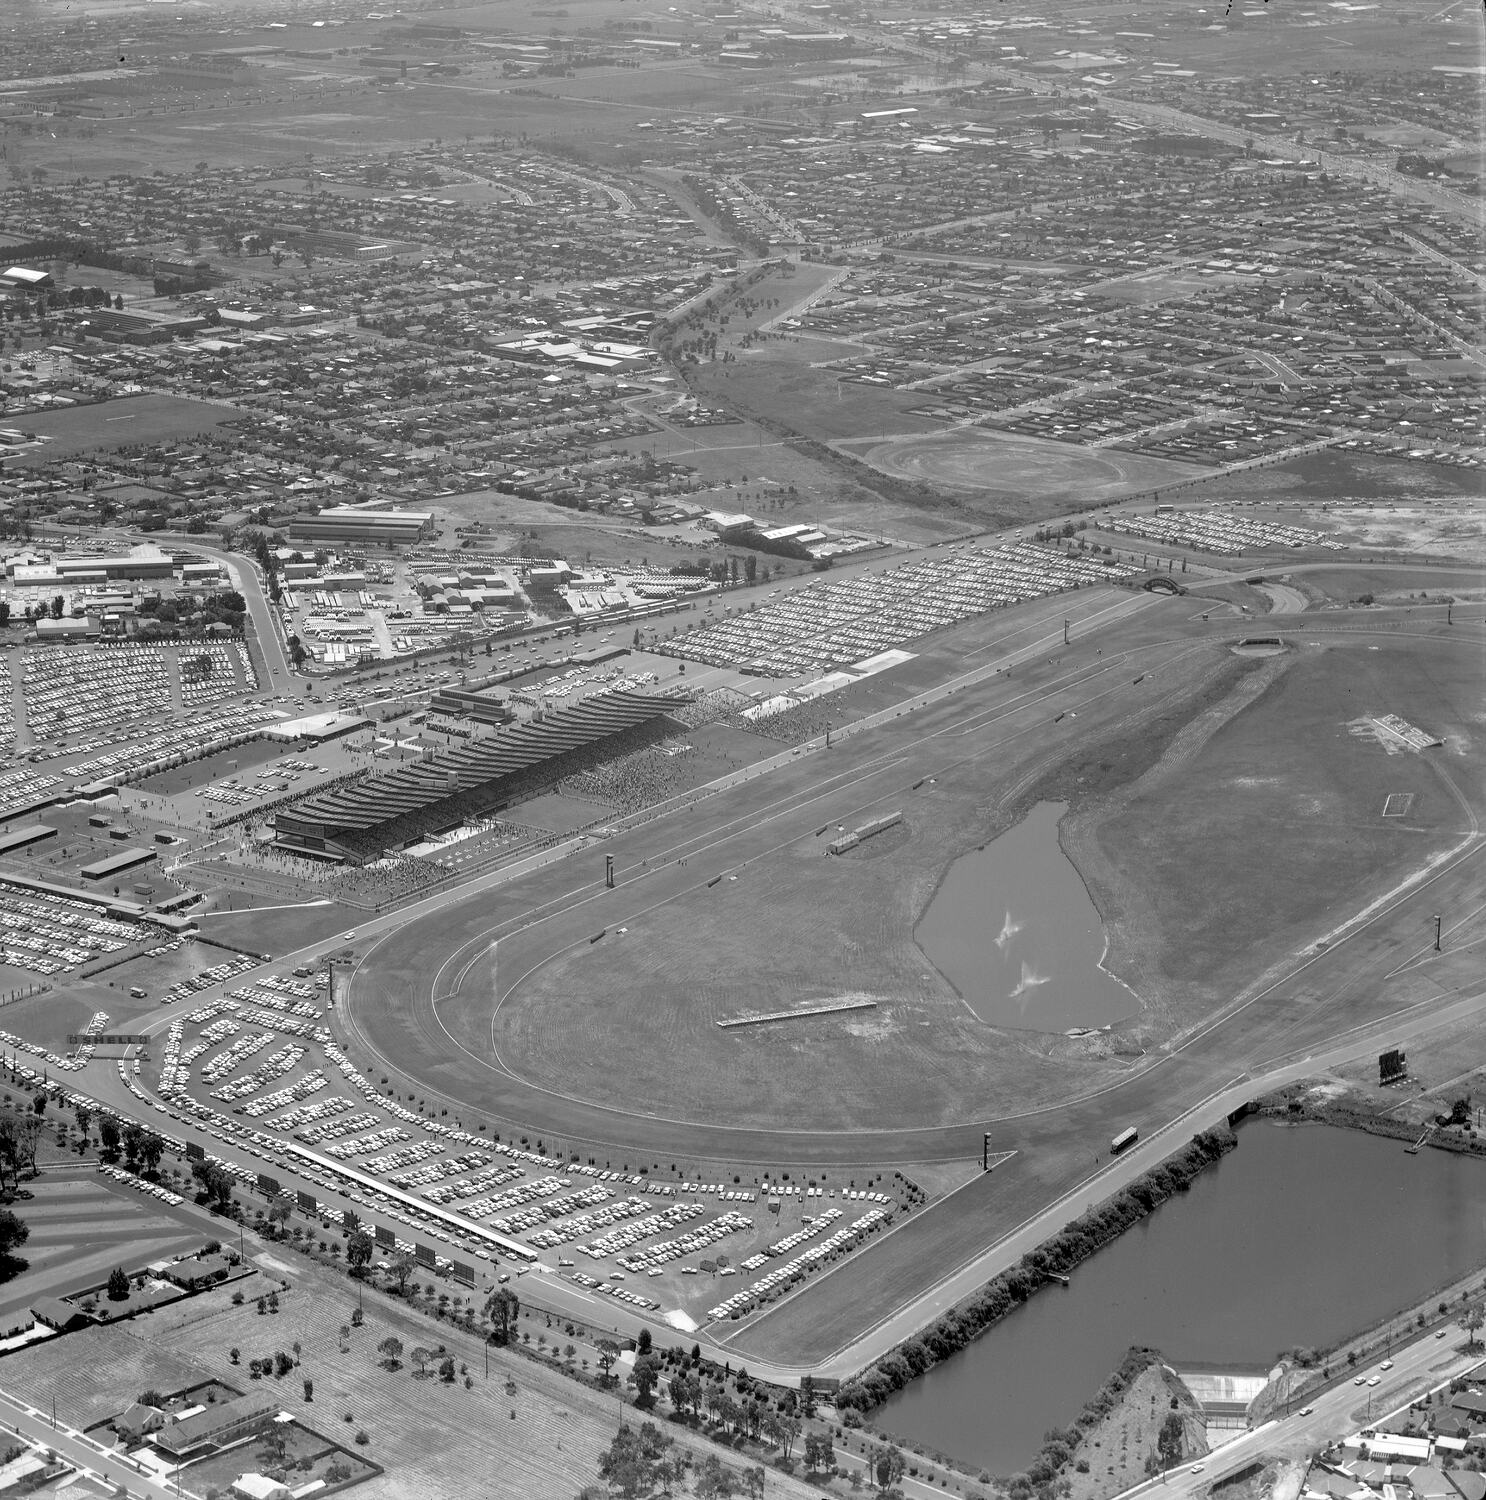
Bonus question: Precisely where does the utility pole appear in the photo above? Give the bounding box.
[1063,618,1070,645]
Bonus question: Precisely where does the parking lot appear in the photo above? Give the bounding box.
[666,540,1136,677]
[59,960,916,1327]
[1100,508,1349,556]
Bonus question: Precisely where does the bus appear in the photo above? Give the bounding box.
[1110,1126,1139,1155]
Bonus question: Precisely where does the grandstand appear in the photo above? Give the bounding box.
[273,690,679,862]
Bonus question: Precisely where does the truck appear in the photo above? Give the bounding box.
[1110,1126,1139,1155]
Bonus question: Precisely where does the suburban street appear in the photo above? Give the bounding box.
[1113,1322,1483,1500]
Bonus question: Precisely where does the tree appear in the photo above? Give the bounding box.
[599,1423,666,1498]
[137,1132,164,1176]
[376,1336,403,1370]
[12,1115,40,1178]
[410,1346,433,1377]
[871,1443,904,1490]
[107,1266,131,1301]
[0,1208,29,1257]
[73,1104,92,1139]
[388,1250,417,1293]
[596,1338,621,1384]
[1464,1302,1484,1350]
[346,1230,373,1275]
[805,1431,834,1471]
[258,1423,287,1469]
[98,1115,121,1158]
[438,1355,456,1384]
[668,1371,701,1416]
[484,1286,519,1345]
[695,1453,739,1500]
[191,1159,234,1211]
[0,1114,24,1194]
[1156,1411,1185,1470]
[629,1354,660,1408]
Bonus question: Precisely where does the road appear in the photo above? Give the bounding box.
[0,1385,175,1496]
[1113,1322,1482,1500]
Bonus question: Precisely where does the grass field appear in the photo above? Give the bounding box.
[472,623,1483,1137]
[0,1245,836,1500]
[0,1172,207,1325]
[2,394,239,464]
[840,429,1211,513]
[1071,636,1483,1032]
[479,637,1232,1132]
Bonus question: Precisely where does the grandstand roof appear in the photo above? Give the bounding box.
[276,689,677,840]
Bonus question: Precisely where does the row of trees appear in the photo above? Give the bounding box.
[595,1422,769,1500]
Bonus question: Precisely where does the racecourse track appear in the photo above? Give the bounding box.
[840,428,1208,502]
[343,604,1486,1177]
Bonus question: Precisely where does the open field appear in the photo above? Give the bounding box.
[476,631,1479,1129]
[0,394,239,464]
[0,1171,208,1325]
[840,429,1212,516]
[0,1245,838,1500]
[1184,448,1485,517]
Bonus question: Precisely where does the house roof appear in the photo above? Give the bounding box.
[156,1392,279,1454]
[30,1296,90,1329]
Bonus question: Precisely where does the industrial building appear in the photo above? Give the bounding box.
[5,544,175,585]
[274,689,677,861]
[288,506,434,546]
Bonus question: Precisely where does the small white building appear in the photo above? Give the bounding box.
[231,1474,291,1500]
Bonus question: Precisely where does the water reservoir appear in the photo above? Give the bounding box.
[914,801,1138,1032]
[879,1121,1486,1474]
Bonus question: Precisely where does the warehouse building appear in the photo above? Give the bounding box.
[274,689,677,861]
[6,544,174,584]
[288,506,434,546]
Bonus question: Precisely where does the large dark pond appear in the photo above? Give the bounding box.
[880,1122,1486,1474]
